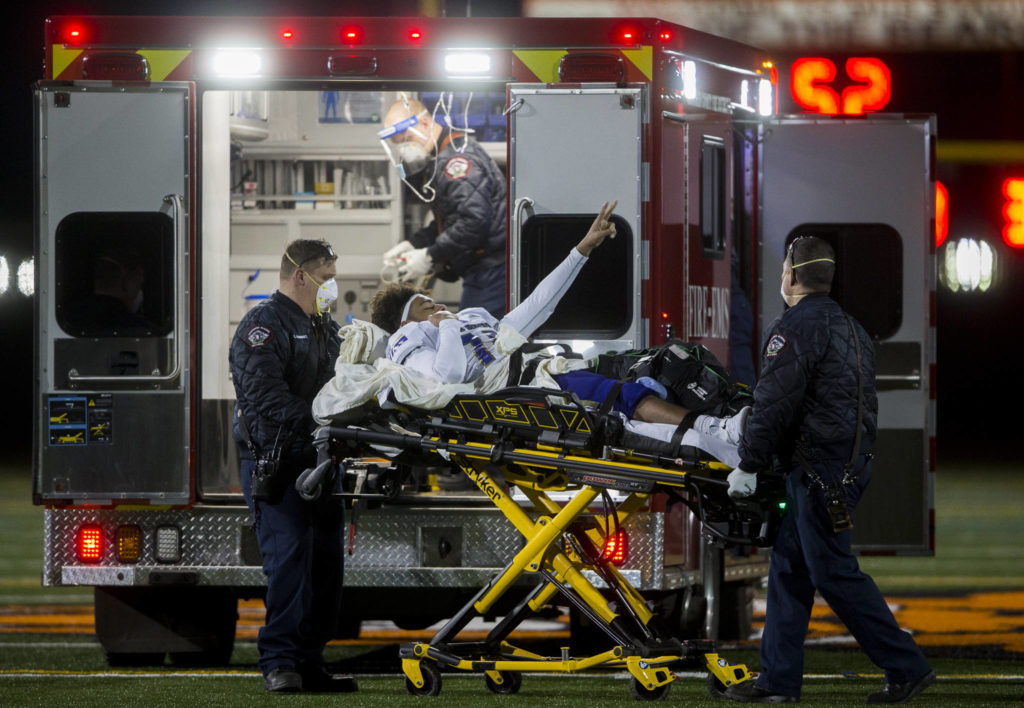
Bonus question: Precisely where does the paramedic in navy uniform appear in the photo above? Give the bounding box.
[724,236,933,704]
[378,96,507,318]
[229,239,355,694]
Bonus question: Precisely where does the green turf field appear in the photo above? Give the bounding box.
[2,459,1022,704]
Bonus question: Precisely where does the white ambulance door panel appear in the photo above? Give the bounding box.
[508,85,644,352]
[34,82,191,504]
[759,116,935,554]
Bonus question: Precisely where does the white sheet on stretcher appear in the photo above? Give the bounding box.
[312,319,738,467]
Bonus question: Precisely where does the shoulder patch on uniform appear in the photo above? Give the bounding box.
[444,156,472,180]
[765,333,788,358]
[246,325,273,348]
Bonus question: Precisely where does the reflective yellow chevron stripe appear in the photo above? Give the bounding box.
[52,46,191,81]
[513,46,652,82]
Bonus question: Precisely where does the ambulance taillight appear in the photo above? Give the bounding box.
[76,525,102,563]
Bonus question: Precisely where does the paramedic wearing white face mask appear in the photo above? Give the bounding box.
[378,96,508,318]
[724,236,933,704]
[229,239,354,694]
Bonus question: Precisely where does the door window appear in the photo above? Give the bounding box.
[519,214,633,339]
[55,212,174,338]
[785,223,902,339]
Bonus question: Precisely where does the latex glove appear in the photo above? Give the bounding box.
[397,247,433,282]
[382,240,414,265]
[727,468,757,499]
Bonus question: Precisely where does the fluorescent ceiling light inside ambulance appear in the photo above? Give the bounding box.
[212,50,262,77]
[444,52,491,75]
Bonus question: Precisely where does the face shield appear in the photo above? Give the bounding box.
[378,109,439,203]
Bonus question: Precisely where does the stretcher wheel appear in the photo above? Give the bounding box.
[629,677,670,701]
[484,670,522,695]
[405,661,441,696]
[706,672,728,699]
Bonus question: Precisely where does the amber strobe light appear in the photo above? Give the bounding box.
[77,525,102,563]
[116,525,142,562]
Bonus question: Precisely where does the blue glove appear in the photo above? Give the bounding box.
[727,468,757,499]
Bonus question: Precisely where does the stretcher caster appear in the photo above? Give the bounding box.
[484,670,522,695]
[706,671,728,699]
[629,677,671,701]
[404,661,441,697]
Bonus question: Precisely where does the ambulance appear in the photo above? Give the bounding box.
[33,15,934,664]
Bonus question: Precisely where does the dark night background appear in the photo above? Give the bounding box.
[2,2,1021,464]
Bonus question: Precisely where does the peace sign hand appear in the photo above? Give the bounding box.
[576,200,618,257]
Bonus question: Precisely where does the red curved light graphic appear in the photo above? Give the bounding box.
[791,58,840,115]
[936,181,948,248]
[1003,178,1024,248]
[842,57,892,115]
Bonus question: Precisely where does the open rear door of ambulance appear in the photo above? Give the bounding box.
[757,115,936,554]
[34,82,193,506]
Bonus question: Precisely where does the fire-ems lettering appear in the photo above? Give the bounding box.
[685,286,730,339]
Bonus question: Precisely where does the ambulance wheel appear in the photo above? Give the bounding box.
[105,651,165,667]
[706,672,729,699]
[484,670,522,695]
[629,677,670,701]
[405,661,441,697]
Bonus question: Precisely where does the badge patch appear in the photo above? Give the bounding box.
[246,325,273,348]
[443,156,472,180]
[765,333,788,358]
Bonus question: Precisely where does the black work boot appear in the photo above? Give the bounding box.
[263,665,302,692]
[298,665,359,693]
[725,680,799,703]
[866,670,935,703]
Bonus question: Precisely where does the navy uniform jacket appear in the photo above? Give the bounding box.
[408,131,507,281]
[738,293,877,472]
[229,291,340,474]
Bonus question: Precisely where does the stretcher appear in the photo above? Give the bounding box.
[303,386,785,700]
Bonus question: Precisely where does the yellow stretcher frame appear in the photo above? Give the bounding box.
[377,431,754,700]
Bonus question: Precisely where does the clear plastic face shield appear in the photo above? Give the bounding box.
[377,93,476,204]
[378,108,439,203]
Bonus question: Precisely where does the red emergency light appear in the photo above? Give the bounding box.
[409,29,423,41]
[791,57,891,115]
[341,26,363,45]
[602,529,628,565]
[659,30,673,41]
[76,525,102,563]
[936,181,949,248]
[63,24,86,45]
[281,29,295,41]
[1002,177,1024,248]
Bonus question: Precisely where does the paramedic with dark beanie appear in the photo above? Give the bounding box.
[724,236,934,704]
[229,239,355,693]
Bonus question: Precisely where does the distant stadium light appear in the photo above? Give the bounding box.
[0,256,8,296]
[18,258,34,296]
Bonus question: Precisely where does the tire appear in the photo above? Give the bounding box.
[707,671,729,699]
[629,677,671,701]
[168,645,233,667]
[717,582,754,641]
[484,671,522,695]
[105,652,165,667]
[405,661,442,697]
